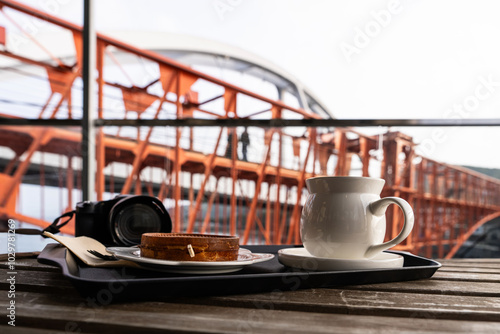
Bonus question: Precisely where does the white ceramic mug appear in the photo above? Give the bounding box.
[300,176,414,259]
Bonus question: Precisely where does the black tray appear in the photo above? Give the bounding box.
[38,243,441,301]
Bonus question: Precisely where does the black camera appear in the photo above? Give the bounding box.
[75,195,172,246]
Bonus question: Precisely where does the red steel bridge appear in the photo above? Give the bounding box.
[1,0,500,258]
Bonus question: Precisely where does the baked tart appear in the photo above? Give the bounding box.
[140,233,239,261]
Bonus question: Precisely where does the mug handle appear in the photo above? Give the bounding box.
[364,197,414,258]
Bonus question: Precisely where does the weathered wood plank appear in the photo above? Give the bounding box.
[442,262,500,270]
[337,279,500,297]
[0,269,75,293]
[175,288,500,321]
[437,261,500,269]
[0,258,60,272]
[0,252,40,262]
[0,324,82,334]
[4,288,500,323]
[438,259,500,264]
[437,266,500,274]
[433,271,500,282]
[1,295,500,334]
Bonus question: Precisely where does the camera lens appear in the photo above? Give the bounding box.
[110,197,171,246]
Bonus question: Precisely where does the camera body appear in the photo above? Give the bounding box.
[75,195,172,246]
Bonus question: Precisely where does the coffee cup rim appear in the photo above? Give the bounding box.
[305,176,385,194]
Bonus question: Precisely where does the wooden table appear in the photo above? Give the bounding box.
[1,250,500,333]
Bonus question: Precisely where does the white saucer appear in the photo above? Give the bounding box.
[278,248,404,271]
[106,247,274,274]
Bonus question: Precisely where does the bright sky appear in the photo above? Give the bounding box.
[10,0,500,168]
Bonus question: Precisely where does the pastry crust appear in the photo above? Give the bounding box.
[140,233,240,261]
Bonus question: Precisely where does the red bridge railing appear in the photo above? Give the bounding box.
[1,0,499,258]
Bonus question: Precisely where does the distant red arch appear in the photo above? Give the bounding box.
[445,211,500,259]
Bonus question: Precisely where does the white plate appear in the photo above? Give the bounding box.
[106,247,274,274]
[278,247,404,271]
